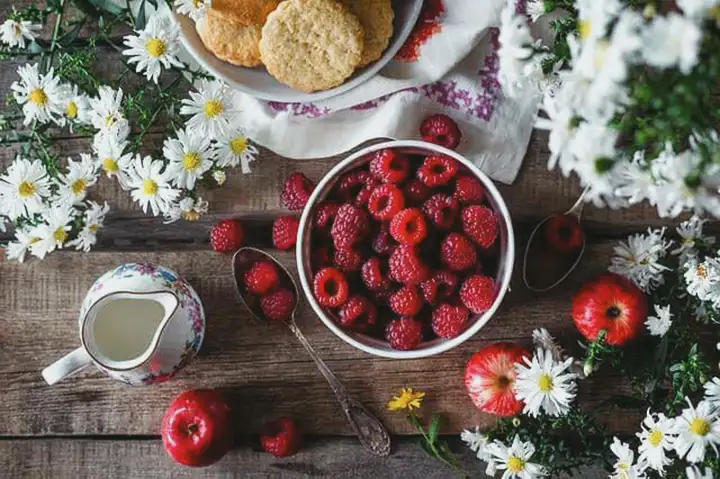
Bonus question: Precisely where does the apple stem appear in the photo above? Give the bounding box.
[187,423,198,434]
[583,330,607,377]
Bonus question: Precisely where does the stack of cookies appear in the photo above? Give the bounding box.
[196,0,395,93]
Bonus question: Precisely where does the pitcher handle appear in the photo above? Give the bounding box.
[42,347,92,385]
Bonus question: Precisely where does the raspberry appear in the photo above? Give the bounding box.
[390,208,428,245]
[361,257,392,291]
[422,194,460,230]
[314,202,340,232]
[419,114,462,150]
[417,155,458,187]
[311,244,333,269]
[331,204,369,249]
[333,246,364,272]
[313,267,349,308]
[244,260,279,295]
[260,288,295,322]
[272,216,300,251]
[454,175,485,204]
[337,295,377,332]
[389,285,423,316]
[461,205,498,249]
[209,219,244,253]
[420,270,459,305]
[460,275,495,314]
[355,185,375,208]
[403,179,432,205]
[389,245,430,285]
[441,233,477,271]
[368,184,405,221]
[369,149,411,183]
[386,317,424,350]
[432,303,470,339]
[336,170,378,202]
[372,223,397,256]
[261,417,300,457]
[281,172,315,211]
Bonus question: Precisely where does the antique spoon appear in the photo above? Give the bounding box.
[232,247,391,457]
[522,187,589,292]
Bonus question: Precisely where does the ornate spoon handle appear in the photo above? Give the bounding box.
[286,318,391,456]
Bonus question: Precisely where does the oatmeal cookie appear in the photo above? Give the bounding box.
[197,9,263,67]
[342,0,394,67]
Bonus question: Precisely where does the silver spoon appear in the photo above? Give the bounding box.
[232,247,391,457]
[522,187,589,292]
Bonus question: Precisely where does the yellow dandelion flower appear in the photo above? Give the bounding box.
[387,388,425,412]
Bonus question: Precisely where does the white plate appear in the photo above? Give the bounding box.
[177,0,424,103]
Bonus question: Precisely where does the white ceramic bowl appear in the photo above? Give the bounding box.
[296,140,516,359]
[176,0,424,103]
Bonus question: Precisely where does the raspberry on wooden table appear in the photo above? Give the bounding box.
[419,114,462,150]
[244,260,279,295]
[209,219,244,253]
[422,193,460,230]
[420,270,459,305]
[261,417,300,457]
[367,184,405,221]
[333,246,364,272]
[281,172,315,211]
[361,257,392,292]
[386,317,424,351]
[369,149,411,184]
[390,208,428,245]
[403,179,432,205]
[389,285,423,317]
[389,245,429,285]
[432,303,470,339]
[260,288,295,322]
[441,233,477,272]
[461,205,498,249]
[460,275,495,314]
[454,175,485,204]
[417,155,458,187]
[330,204,369,249]
[272,216,300,251]
[313,267,349,308]
[338,295,377,332]
[372,223,397,256]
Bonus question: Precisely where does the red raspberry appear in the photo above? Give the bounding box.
[373,289,393,306]
[260,288,295,322]
[314,202,340,232]
[331,204,369,249]
[544,214,584,254]
[389,245,430,285]
[389,285,423,316]
[386,317,424,350]
[272,216,300,251]
[419,114,462,150]
[422,194,460,230]
[355,186,375,208]
[209,219,244,253]
[369,149,411,183]
[390,208,428,245]
[337,295,377,332]
[334,247,364,272]
[441,233,477,271]
[372,223,397,256]
[368,184,405,221]
[460,275,495,314]
[420,270,459,305]
[244,260,279,295]
[313,267,349,308]
[454,175,485,204]
[417,155,458,187]
[281,172,315,211]
[311,244,333,269]
[403,179,432,205]
[261,417,300,457]
[461,205,498,249]
[361,257,392,291]
[432,303,470,339]
[336,170,377,202]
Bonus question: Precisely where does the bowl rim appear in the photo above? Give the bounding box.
[296,140,516,359]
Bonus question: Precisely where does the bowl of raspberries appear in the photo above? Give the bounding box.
[296,140,515,358]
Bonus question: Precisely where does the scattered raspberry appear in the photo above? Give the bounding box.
[330,204,369,249]
[389,285,423,316]
[209,219,244,253]
[441,233,477,271]
[417,155,458,187]
[403,179,432,205]
[390,208,428,245]
[369,149,411,184]
[333,247,364,272]
[420,270,459,305]
[261,417,300,457]
[272,216,300,251]
[419,114,462,150]
[260,288,295,322]
[368,184,405,221]
[454,175,485,204]
[422,194,460,230]
[432,303,470,339]
[544,214,584,254]
[244,260,279,295]
[281,172,315,211]
[311,244,333,269]
[372,223,397,256]
[361,257,392,291]
[389,245,430,285]
[313,267,349,308]
[336,171,377,202]
[386,317,424,350]
[460,275,495,314]
[338,295,377,332]
[461,205,498,249]
[314,202,340,232]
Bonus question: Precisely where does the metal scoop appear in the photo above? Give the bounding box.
[232,247,391,457]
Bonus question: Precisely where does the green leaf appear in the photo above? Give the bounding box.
[135,0,147,29]
[85,0,123,16]
[428,413,441,444]
[60,18,86,46]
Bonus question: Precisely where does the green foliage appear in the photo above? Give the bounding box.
[406,411,466,477]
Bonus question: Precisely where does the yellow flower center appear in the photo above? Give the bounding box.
[71,178,86,195]
[579,20,591,41]
[53,227,67,243]
[691,418,710,436]
[183,152,201,171]
[12,23,21,35]
[104,114,116,128]
[697,265,708,279]
[30,237,40,244]
[192,0,201,7]
[145,38,166,58]
[142,178,158,196]
[182,210,200,221]
[507,456,525,473]
[229,136,248,155]
[204,99,223,118]
[18,180,36,198]
[66,101,78,119]
[593,40,609,70]
[648,429,663,447]
[102,158,119,173]
[88,224,99,233]
[537,374,554,392]
[28,88,48,106]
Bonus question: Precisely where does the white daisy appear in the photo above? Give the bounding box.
[0,19,41,49]
[566,122,622,201]
[514,348,577,417]
[497,5,540,97]
[636,410,676,474]
[180,79,238,139]
[11,63,65,125]
[163,196,208,223]
[704,377,720,410]
[163,128,214,190]
[122,15,183,84]
[531,328,563,362]
[57,154,99,205]
[174,0,211,22]
[461,427,491,460]
[486,435,545,479]
[526,0,546,22]
[645,304,673,337]
[60,83,91,128]
[686,465,714,479]
[0,157,51,220]
[684,257,720,304]
[576,0,622,43]
[614,151,658,206]
[125,155,180,216]
[607,228,671,293]
[93,133,133,185]
[672,216,715,262]
[677,0,720,20]
[610,437,646,479]
[68,201,109,252]
[671,398,720,463]
[28,203,76,259]
[535,92,576,173]
[642,13,702,74]
[212,125,258,172]
[5,227,40,263]
[88,86,130,141]
[212,169,227,185]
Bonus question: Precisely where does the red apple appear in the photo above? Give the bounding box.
[465,342,529,417]
[572,272,648,346]
[162,389,232,467]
